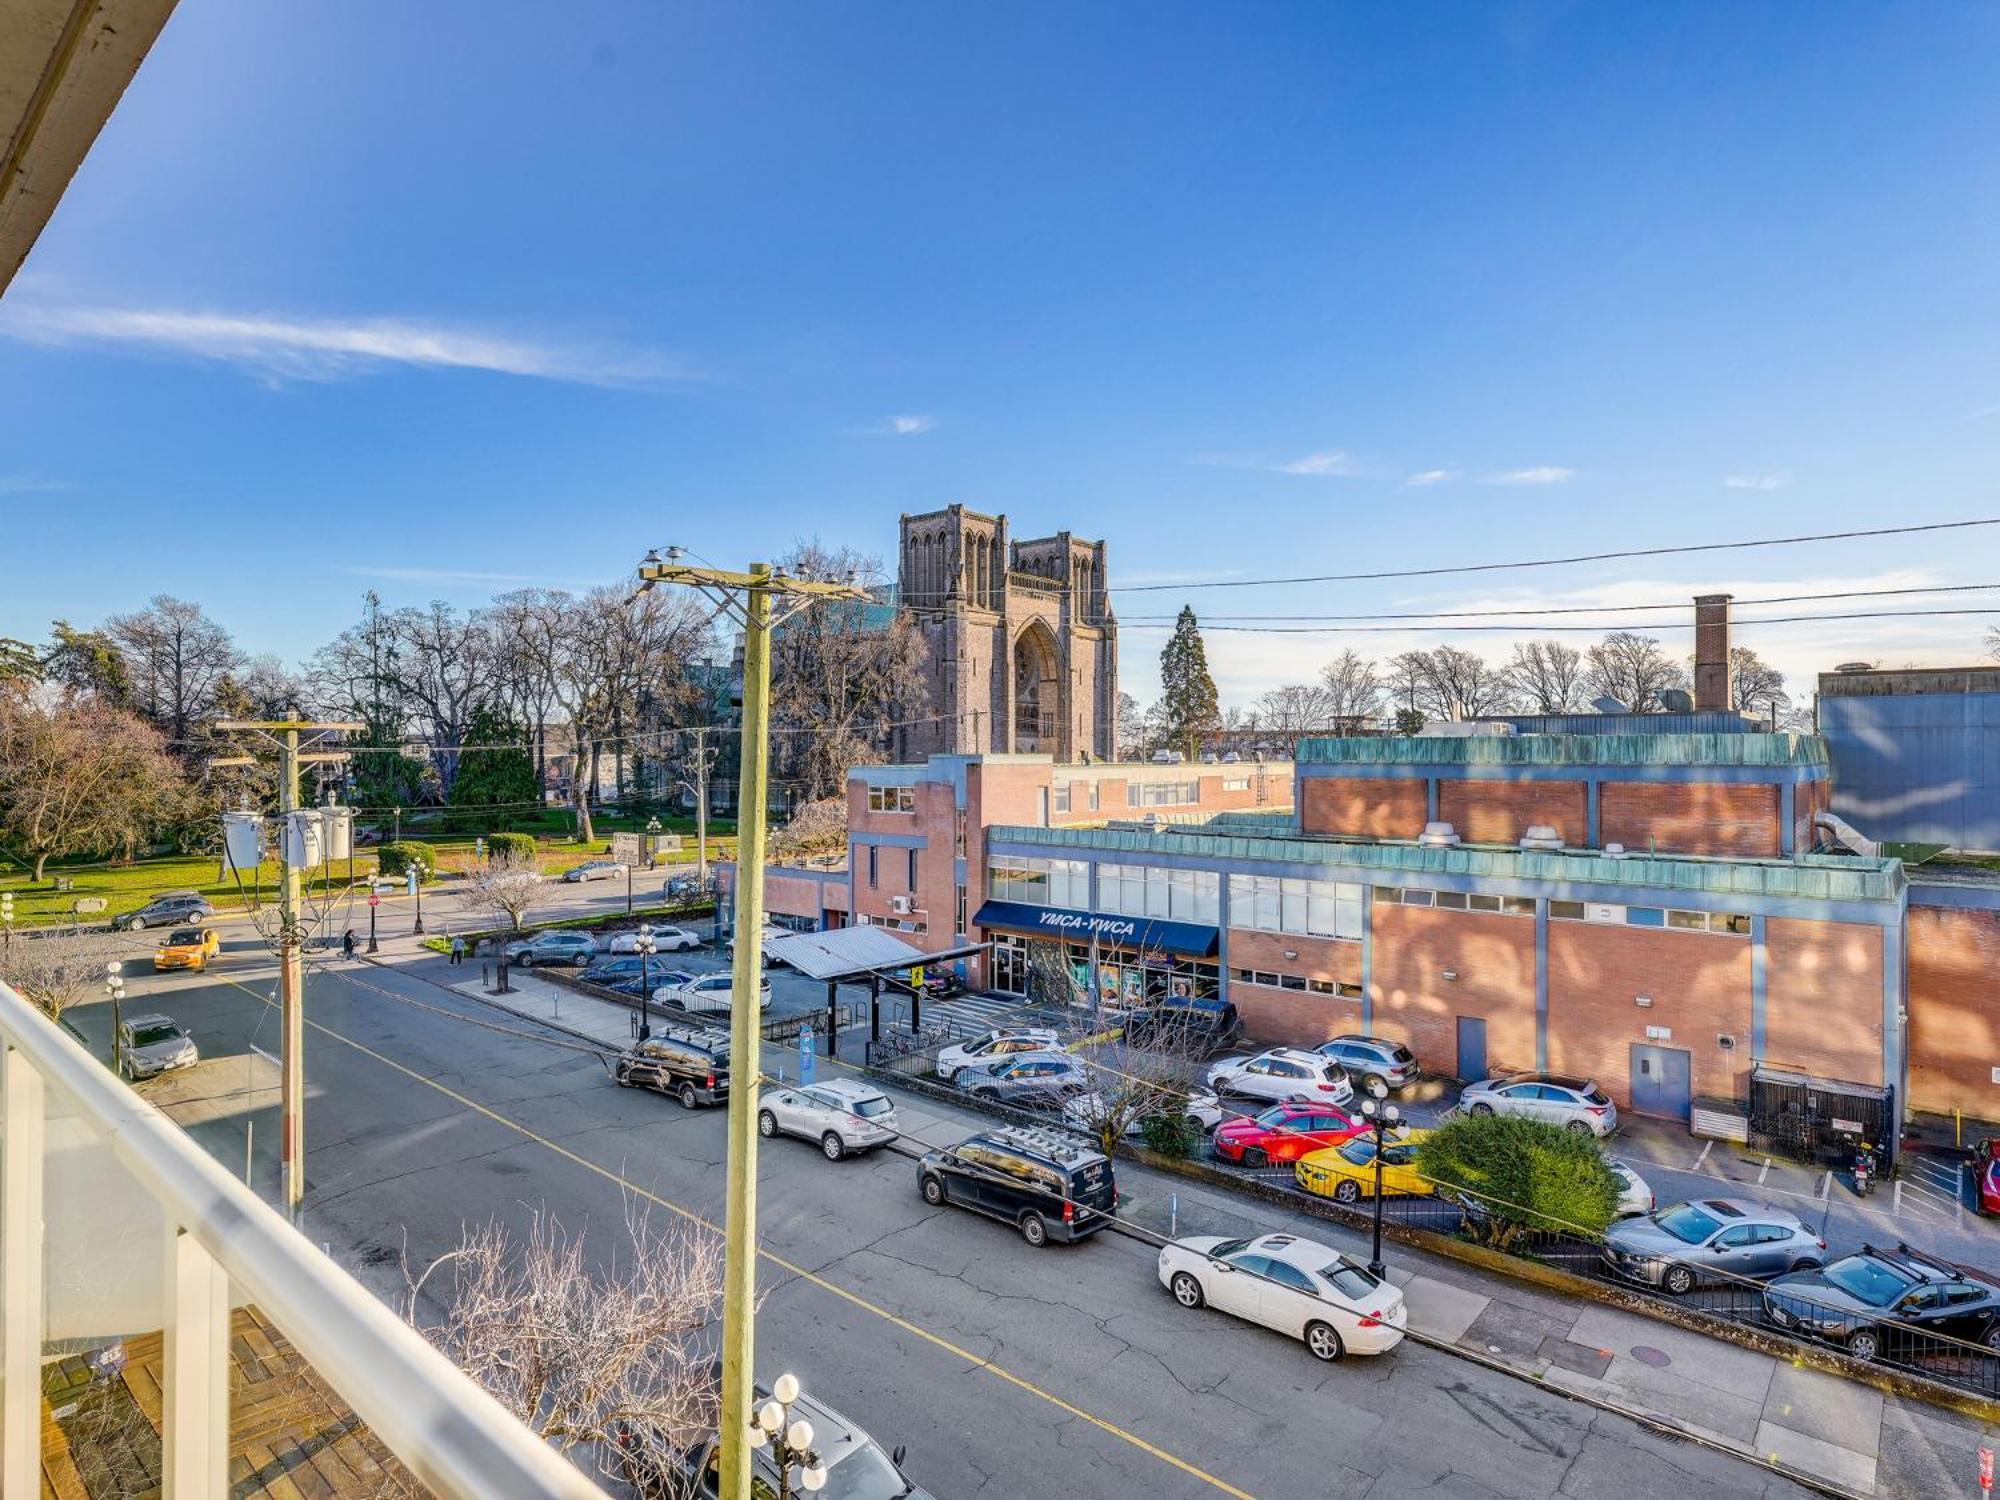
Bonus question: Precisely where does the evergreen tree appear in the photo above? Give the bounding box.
[449,702,537,830]
[1158,605,1220,761]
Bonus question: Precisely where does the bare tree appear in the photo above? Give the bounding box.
[1585,631,1687,711]
[1988,626,1999,662]
[1114,691,1148,759]
[1392,647,1514,721]
[769,796,846,864]
[0,696,186,881]
[406,1204,721,1495]
[1318,649,1381,731]
[1726,646,1789,724]
[1254,683,1333,756]
[459,852,545,934]
[0,925,121,1024]
[106,595,243,746]
[1504,640,1588,714]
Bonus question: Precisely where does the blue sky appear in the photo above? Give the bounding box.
[4,2,1997,706]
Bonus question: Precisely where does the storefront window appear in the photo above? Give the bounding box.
[988,856,1089,908]
[1099,864,1219,924]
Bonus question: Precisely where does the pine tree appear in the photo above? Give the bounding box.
[1158,605,1220,761]
[449,702,537,830]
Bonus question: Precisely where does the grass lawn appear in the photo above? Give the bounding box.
[0,853,365,926]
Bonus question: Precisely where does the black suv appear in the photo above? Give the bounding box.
[917,1128,1117,1247]
[1763,1242,2000,1362]
[611,1027,731,1109]
[1122,996,1243,1054]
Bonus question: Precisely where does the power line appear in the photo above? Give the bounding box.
[1164,605,2000,636]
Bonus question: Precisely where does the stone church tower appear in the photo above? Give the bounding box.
[895,505,1118,762]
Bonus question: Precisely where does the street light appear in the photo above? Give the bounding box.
[747,1372,827,1498]
[645,815,663,871]
[104,961,125,1078]
[1358,1081,1401,1280]
[634,923,656,1041]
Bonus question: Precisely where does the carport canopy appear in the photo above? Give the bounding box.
[761,925,989,983]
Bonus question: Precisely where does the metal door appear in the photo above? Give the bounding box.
[1630,1044,1692,1120]
[1455,1017,1487,1083]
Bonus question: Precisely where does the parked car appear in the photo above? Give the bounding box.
[1206,1048,1354,1107]
[1973,1138,2000,1217]
[653,970,772,1012]
[607,924,702,954]
[1157,1231,1407,1361]
[560,860,626,883]
[1764,1243,2000,1361]
[116,895,215,932]
[1458,1072,1618,1136]
[1603,1198,1825,1295]
[582,955,650,984]
[1296,1130,1434,1205]
[640,1386,937,1499]
[1121,996,1243,1054]
[935,1027,1062,1081]
[917,1127,1116,1247]
[610,1027,731,1109]
[503,930,598,967]
[119,1014,199,1080]
[152,927,219,972]
[664,872,710,901]
[1608,1157,1655,1218]
[1213,1103,1366,1168]
[1314,1034,1421,1094]
[759,1078,899,1160]
[1062,1085,1227,1141]
[955,1054,1088,1112]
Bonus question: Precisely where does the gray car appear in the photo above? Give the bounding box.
[119,1014,199,1079]
[1603,1198,1826,1294]
[116,896,215,932]
[956,1054,1089,1111]
[1458,1071,1618,1136]
[503,930,598,966]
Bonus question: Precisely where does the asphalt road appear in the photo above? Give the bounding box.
[71,928,1815,1500]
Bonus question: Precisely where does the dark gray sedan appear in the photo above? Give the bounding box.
[1602,1197,1826,1295]
[955,1054,1089,1112]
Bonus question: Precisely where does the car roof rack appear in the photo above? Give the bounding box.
[987,1125,1103,1164]
[642,1023,731,1052]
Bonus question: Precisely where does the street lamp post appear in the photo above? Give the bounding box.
[104,962,125,1078]
[645,814,662,872]
[1359,1081,1401,1279]
[634,924,656,1041]
[412,869,426,936]
[749,1372,827,1499]
[630,548,867,1500]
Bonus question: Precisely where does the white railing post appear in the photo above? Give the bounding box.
[1,1045,45,1499]
[163,1224,231,1497]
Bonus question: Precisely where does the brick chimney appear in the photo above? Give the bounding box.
[1693,594,1733,712]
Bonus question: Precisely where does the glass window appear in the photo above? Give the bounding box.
[1372,887,1400,905]
[1666,909,1707,931]
[1501,896,1536,916]
[1714,913,1753,935]
[1400,889,1434,907]
[1549,901,1585,921]
[1434,891,1468,910]
[1253,971,1278,987]
[1625,906,1665,927]
[1223,776,1250,792]
[1281,974,1306,990]
[1053,784,1072,814]
[1262,1260,1316,1293]
[1468,893,1502,912]
[1308,979,1334,994]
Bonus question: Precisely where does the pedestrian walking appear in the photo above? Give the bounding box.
[341,927,357,961]
[449,934,466,966]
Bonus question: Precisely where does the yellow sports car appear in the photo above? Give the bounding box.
[1296,1129,1434,1205]
[153,927,220,972]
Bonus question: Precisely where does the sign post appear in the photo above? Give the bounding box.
[799,1024,817,1086]
[1979,1445,1993,1492]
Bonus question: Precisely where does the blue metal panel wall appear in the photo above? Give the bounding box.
[1821,692,2000,852]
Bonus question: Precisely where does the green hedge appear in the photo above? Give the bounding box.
[376,841,438,883]
[487,832,539,864]
[1416,1112,1619,1251]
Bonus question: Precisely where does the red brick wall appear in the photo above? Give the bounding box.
[1225,929,1364,1045]
[1439,780,1587,847]
[1369,904,1536,1080]
[1300,777,1428,840]
[1908,905,2000,1122]
[1228,928,1363,987]
[763,873,826,922]
[962,763,1053,987]
[1546,921,1754,1109]
[1764,917,1886,1085]
[1599,781,1782,857]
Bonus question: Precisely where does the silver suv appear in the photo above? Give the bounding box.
[1458,1071,1617,1136]
[1206,1048,1354,1107]
[759,1078,899,1159]
[503,930,597,966]
[1315,1035,1420,1093]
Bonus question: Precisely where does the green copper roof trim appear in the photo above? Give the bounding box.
[1294,732,1828,769]
[989,822,1904,904]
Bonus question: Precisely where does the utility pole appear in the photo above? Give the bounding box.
[681,726,716,885]
[214,718,362,1223]
[630,549,865,1500]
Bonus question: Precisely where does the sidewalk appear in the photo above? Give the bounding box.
[452,973,1995,1499]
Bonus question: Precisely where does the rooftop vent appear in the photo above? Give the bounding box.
[1602,842,1629,859]
[1660,688,1694,713]
[1520,825,1564,852]
[1592,695,1629,715]
[1835,661,1876,674]
[1417,821,1462,849]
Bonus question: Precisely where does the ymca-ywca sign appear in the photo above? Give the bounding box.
[970,900,1219,957]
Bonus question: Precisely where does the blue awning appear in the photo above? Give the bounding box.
[971,900,1220,958]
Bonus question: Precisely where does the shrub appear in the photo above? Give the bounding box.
[376,841,438,883]
[1416,1111,1620,1251]
[487,832,539,864]
[1139,1108,1201,1159]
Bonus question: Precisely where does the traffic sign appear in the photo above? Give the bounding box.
[1980,1446,1993,1491]
[368,892,380,908]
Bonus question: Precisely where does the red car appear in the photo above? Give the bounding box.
[1213,1102,1367,1167]
[1975,1139,2000,1216]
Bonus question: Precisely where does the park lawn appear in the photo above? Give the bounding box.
[0,852,374,926]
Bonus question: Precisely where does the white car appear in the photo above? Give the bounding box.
[1205,1048,1354,1108]
[607,924,702,955]
[758,1079,899,1160]
[1609,1157,1655,1218]
[1157,1231,1407,1361]
[654,970,772,1012]
[935,1028,1062,1082]
[1062,1085,1226,1139]
[1458,1071,1618,1137]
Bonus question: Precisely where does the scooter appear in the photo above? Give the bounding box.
[1852,1143,1877,1197]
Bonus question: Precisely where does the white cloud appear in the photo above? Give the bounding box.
[1405,469,1457,487]
[1190,449,1368,477]
[1483,466,1574,486]
[1276,450,1361,477]
[0,474,72,494]
[864,414,936,436]
[0,303,690,387]
[1724,470,1792,491]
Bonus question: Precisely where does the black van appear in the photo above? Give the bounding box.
[1122,995,1243,1054]
[917,1128,1117,1246]
[611,1026,731,1109]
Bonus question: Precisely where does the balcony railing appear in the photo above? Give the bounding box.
[0,978,606,1498]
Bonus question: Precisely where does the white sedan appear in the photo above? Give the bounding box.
[1157,1231,1406,1361]
[607,925,702,955]
[935,1028,1062,1081]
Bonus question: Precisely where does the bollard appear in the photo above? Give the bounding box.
[1169,1192,1179,1238]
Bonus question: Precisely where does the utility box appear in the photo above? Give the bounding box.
[320,805,353,861]
[281,810,325,869]
[221,812,265,872]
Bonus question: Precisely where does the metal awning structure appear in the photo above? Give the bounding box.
[763,925,987,983]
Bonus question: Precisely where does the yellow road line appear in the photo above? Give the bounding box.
[215,975,1256,1500]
